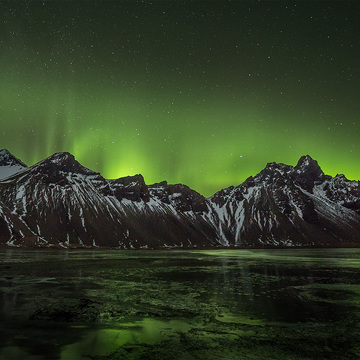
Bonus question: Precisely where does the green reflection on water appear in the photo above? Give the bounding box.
[61,328,136,359]
[198,248,360,267]
[2,248,360,360]
[60,319,193,359]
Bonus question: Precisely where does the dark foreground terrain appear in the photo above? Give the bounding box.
[1,249,360,360]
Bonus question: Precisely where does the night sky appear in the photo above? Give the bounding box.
[1,1,359,196]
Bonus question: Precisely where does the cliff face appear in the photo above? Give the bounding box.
[208,156,360,247]
[0,151,359,248]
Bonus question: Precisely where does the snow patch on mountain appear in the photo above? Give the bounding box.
[0,165,27,180]
[0,150,359,248]
[0,149,28,180]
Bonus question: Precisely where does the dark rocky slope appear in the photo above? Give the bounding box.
[0,151,359,248]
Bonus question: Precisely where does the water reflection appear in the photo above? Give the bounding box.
[61,319,193,359]
[0,249,359,360]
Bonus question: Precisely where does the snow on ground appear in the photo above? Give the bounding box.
[0,165,26,180]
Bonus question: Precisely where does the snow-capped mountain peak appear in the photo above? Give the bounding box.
[294,155,323,175]
[293,155,326,191]
[0,149,27,180]
[31,152,97,177]
[0,152,359,248]
[0,149,27,167]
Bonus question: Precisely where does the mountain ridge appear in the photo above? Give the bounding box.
[0,150,359,249]
[0,149,28,180]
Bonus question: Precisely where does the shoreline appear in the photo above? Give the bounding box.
[1,243,360,251]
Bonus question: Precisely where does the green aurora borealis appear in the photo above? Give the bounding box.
[1,1,359,196]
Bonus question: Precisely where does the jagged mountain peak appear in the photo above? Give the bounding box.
[297,154,315,163]
[114,174,146,186]
[334,173,348,181]
[46,151,75,162]
[108,174,149,202]
[211,155,328,203]
[249,155,326,191]
[0,149,27,167]
[148,182,208,213]
[34,152,96,175]
[0,148,13,156]
[0,149,27,180]
[255,162,293,183]
[264,161,290,170]
[260,155,322,177]
[293,155,325,191]
[295,155,322,174]
[27,152,100,187]
[0,150,359,249]
[0,148,12,158]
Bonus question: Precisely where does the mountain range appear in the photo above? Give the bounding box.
[0,149,359,248]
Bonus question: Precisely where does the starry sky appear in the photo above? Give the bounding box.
[0,1,359,196]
